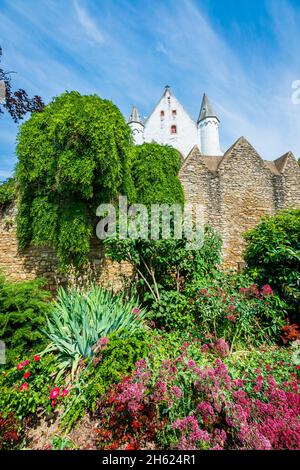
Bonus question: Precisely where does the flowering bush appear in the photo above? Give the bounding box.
[0,353,67,421]
[94,337,300,450]
[60,333,148,431]
[281,320,300,344]
[194,274,287,348]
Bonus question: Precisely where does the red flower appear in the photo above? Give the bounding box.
[228,305,235,312]
[125,443,135,450]
[227,314,236,322]
[51,399,56,407]
[17,362,24,371]
[23,359,29,365]
[20,382,28,391]
[132,420,140,430]
[61,389,69,397]
[50,387,60,399]
[23,372,31,379]
[34,355,41,362]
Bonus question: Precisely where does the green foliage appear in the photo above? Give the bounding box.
[44,286,147,377]
[0,354,62,421]
[61,333,148,431]
[16,91,134,267]
[0,178,16,209]
[149,291,194,330]
[130,143,184,206]
[226,345,297,393]
[244,209,300,315]
[105,225,222,308]
[0,276,51,367]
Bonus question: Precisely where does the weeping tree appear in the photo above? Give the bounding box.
[16,91,135,267]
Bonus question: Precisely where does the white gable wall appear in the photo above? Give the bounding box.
[143,89,199,158]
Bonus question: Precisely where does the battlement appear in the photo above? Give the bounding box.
[179,137,300,267]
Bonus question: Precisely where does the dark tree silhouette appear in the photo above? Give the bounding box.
[0,47,44,122]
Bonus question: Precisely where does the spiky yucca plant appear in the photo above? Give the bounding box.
[43,286,146,377]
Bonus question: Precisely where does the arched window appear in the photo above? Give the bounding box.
[172,109,177,117]
[171,125,177,134]
[160,110,165,117]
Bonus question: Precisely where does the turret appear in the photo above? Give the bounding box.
[128,106,144,145]
[197,94,223,156]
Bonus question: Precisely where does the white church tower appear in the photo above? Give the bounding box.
[128,106,144,145]
[127,87,223,158]
[197,93,223,156]
[142,85,199,157]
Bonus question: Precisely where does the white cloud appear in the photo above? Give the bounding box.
[73,0,105,45]
[0,170,12,179]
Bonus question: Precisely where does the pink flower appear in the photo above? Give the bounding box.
[50,387,60,400]
[20,382,28,391]
[61,389,69,397]
[98,337,109,349]
[23,372,31,379]
[188,359,196,367]
[132,307,141,315]
[201,344,209,353]
[34,355,41,362]
[17,362,24,371]
[23,359,29,365]
[228,305,235,312]
[200,288,208,295]
[170,385,183,400]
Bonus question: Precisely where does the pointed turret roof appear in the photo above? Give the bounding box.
[197,93,219,123]
[128,106,143,125]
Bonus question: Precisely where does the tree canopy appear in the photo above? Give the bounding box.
[130,142,184,206]
[16,91,135,267]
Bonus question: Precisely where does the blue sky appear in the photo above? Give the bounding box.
[0,0,300,179]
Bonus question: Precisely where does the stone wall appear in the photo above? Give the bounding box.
[0,205,132,290]
[0,135,299,287]
[179,137,300,269]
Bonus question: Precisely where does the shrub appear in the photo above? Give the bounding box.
[105,225,221,306]
[193,272,287,348]
[0,276,51,367]
[44,286,147,376]
[244,209,300,316]
[149,291,194,330]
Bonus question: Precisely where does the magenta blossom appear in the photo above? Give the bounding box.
[132,307,141,315]
[260,285,273,297]
[50,387,60,400]
[98,337,109,349]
